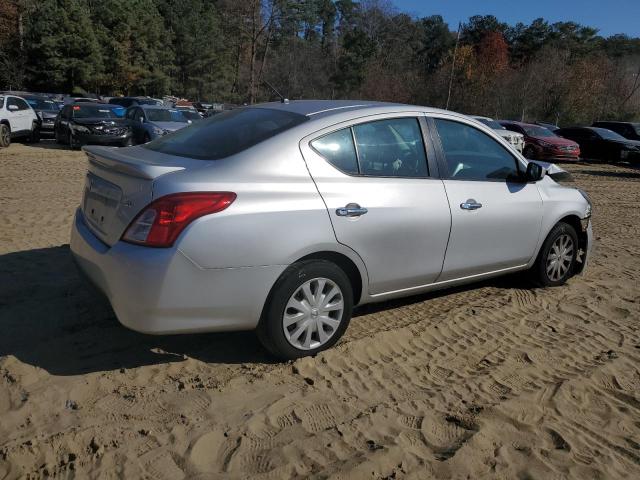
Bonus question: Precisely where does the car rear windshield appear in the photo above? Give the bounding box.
[523,125,556,137]
[143,107,309,160]
[27,98,58,111]
[592,128,627,141]
[145,108,188,123]
[73,105,123,118]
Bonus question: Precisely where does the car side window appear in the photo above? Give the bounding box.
[310,128,359,175]
[7,97,19,110]
[311,118,429,178]
[15,98,30,111]
[434,118,520,181]
[353,118,428,177]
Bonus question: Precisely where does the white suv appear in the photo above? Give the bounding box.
[0,94,41,148]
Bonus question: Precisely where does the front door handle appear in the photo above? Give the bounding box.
[336,203,368,217]
[460,199,482,210]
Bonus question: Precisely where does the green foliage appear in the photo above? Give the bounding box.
[1,0,638,123]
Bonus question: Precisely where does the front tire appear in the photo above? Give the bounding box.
[0,124,10,148]
[257,260,353,359]
[531,222,578,287]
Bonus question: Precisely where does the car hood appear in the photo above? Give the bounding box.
[73,118,127,126]
[151,121,190,132]
[532,135,578,147]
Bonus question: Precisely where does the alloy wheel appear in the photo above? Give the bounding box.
[283,277,344,350]
[0,126,10,147]
[546,234,574,282]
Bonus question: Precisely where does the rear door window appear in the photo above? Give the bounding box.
[353,118,428,177]
[311,118,429,178]
[144,107,309,160]
[310,128,359,174]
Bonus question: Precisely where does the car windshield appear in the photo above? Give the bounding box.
[144,107,308,160]
[144,108,188,123]
[591,128,627,141]
[72,105,123,119]
[523,126,557,137]
[26,98,58,111]
[475,118,505,130]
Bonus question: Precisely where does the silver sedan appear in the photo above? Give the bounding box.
[70,100,593,359]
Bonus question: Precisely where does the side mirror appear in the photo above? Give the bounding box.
[8,105,19,111]
[525,162,545,182]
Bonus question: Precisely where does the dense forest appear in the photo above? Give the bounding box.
[1,0,639,125]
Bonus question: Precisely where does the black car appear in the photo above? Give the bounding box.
[556,126,640,164]
[24,95,60,136]
[108,96,163,108]
[591,121,640,141]
[54,103,132,149]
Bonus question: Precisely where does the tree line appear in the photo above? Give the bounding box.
[1,0,639,125]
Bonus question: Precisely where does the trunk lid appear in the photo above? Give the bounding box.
[81,145,202,246]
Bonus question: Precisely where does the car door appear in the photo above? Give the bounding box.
[429,116,543,282]
[6,97,29,132]
[300,114,451,295]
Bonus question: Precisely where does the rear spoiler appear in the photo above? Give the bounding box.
[83,145,185,180]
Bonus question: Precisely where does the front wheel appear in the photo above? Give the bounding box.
[257,260,353,359]
[531,222,578,287]
[0,124,10,148]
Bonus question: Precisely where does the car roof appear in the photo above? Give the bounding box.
[500,120,540,128]
[252,100,450,120]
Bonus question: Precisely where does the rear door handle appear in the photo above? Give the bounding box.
[460,199,482,210]
[336,203,368,217]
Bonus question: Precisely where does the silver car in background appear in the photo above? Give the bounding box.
[472,115,525,152]
[70,100,593,359]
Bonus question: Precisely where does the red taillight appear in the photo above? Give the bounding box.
[122,192,236,247]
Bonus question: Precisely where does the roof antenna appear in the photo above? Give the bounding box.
[262,80,289,104]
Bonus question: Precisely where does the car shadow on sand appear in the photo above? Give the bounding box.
[0,246,275,376]
[0,245,530,376]
[20,139,72,150]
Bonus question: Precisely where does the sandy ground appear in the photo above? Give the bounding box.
[0,140,639,479]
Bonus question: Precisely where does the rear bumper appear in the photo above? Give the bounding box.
[70,209,284,334]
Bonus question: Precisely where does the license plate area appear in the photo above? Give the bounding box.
[83,173,122,234]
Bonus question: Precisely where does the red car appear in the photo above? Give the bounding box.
[499,121,580,162]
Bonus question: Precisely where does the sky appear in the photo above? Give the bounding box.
[392,0,640,37]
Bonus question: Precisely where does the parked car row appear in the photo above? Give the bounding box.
[469,113,640,164]
[52,102,200,149]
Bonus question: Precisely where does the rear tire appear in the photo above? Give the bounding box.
[257,260,353,360]
[531,222,578,287]
[0,124,10,148]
